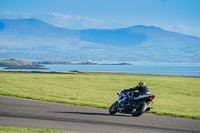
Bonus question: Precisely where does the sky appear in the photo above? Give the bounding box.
[0,0,200,37]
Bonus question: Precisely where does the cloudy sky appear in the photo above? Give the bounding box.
[0,0,200,37]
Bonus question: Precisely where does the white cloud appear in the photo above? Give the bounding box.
[4,11,11,15]
[162,24,200,37]
[48,13,108,29]
[162,24,189,31]
[51,13,73,19]
[179,24,190,31]
[82,18,106,28]
[0,11,109,29]
[197,29,200,32]
[0,11,30,19]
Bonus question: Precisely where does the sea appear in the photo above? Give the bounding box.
[1,63,200,77]
[43,63,200,77]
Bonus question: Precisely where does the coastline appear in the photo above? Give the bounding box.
[0,60,200,77]
[0,69,199,78]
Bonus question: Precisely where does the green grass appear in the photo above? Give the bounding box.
[0,126,78,133]
[0,71,199,119]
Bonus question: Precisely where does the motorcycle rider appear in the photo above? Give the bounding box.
[119,81,151,112]
[125,81,151,96]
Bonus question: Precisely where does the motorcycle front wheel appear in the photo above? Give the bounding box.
[109,101,118,114]
[131,101,147,117]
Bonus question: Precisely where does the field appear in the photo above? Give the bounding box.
[0,71,199,119]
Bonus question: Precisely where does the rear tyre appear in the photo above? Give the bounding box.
[131,101,147,117]
[109,101,118,114]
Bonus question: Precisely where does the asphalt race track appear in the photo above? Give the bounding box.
[0,96,199,133]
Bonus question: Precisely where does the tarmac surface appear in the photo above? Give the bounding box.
[0,96,199,133]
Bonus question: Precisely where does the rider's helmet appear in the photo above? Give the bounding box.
[138,81,145,87]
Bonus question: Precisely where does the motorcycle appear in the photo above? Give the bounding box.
[109,91,155,117]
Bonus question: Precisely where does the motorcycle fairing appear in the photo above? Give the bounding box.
[118,92,127,103]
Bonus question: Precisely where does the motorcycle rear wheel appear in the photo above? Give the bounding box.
[109,101,118,114]
[131,101,147,117]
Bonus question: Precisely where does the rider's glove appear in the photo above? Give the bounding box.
[123,89,127,94]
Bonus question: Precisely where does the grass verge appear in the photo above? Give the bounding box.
[0,126,78,133]
[0,71,199,119]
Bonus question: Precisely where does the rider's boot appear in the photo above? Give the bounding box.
[146,107,153,112]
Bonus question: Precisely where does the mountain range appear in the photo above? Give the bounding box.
[0,18,200,63]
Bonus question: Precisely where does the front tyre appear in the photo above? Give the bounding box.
[109,101,118,114]
[131,101,147,117]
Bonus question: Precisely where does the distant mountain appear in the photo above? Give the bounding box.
[0,18,200,63]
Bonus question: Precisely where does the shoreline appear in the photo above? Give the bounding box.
[0,69,199,78]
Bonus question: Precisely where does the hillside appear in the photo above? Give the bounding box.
[0,59,45,69]
[0,19,200,62]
